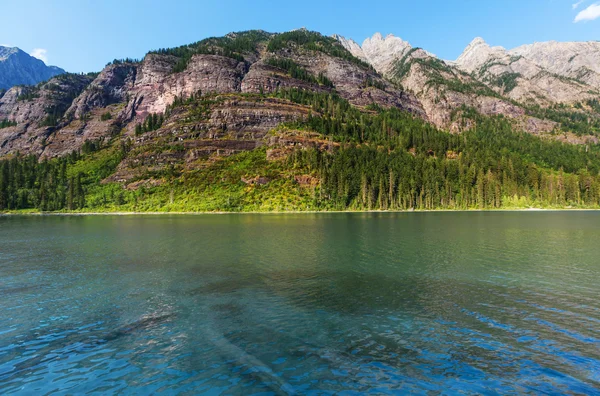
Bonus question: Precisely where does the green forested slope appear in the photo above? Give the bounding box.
[2,89,600,212]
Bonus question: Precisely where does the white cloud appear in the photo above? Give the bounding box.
[1,43,13,47]
[31,48,48,63]
[573,0,585,9]
[574,2,600,21]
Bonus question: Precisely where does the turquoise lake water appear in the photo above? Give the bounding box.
[0,212,599,394]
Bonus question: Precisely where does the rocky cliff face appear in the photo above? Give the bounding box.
[0,46,65,89]
[454,38,598,105]
[108,94,315,184]
[510,41,600,89]
[121,44,424,126]
[66,63,138,120]
[0,74,94,155]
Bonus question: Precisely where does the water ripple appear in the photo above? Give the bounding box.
[0,213,599,393]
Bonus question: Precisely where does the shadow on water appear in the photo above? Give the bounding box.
[0,311,176,385]
[101,312,176,342]
[0,284,48,295]
[181,267,600,392]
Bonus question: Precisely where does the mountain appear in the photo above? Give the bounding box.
[1,29,600,213]
[335,34,547,133]
[0,46,65,89]
[335,34,600,137]
[510,41,600,89]
[454,38,598,105]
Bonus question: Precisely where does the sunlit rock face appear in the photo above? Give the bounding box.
[510,41,600,89]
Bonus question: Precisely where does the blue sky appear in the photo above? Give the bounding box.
[1,0,599,72]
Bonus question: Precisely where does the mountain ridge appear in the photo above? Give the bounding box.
[2,30,599,161]
[334,32,600,137]
[0,46,65,89]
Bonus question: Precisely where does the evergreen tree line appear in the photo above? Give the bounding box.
[169,90,203,109]
[150,31,270,73]
[0,155,85,211]
[272,88,600,174]
[266,30,374,70]
[0,138,121,211]
[149,30,374,75]
[106,58,140,67]
[289,145,600,210]
[587,99,600,113]
[0,119,17,129]
[265,58,334,87]
[2,87,600,212]
[363,76,387,91]
[273,88,600,209]
[40,106,63,127]
[135,113,165,135]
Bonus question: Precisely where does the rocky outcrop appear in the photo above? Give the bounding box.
[454,38,597,105]
[44,104,124,157]
[66,63,138,120]
[241,61,323,93]
[0,74,93,155]
[335,34,544,132]
[0,46,65,89]
[360,33,415,75]
[336,33,422,76]
[2,30,425,157]
[126,54,248,124]
[265,48,425,116]
[106,95,314,184]
[510,41,600,89]
[122,47,424,125]
[331,35,367,62]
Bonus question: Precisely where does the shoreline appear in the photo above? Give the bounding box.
[2,208,600,216]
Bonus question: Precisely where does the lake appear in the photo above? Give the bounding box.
[0,212,599,394]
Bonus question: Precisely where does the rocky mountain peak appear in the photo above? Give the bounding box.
[455,37,508,73]
[2,29,600,163]
[509,41,600,87]
[0,46,20,61]
[334,32,414,75]
[331,34,367,61]
[371,32,384,41]
[0,45,66,89]
[361,33,413,74]
[362,32,410,49]
[468,37,487,47]
[452,37,600,105]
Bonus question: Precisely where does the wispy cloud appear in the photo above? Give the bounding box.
[574,2,600,21]
[30,48,48,63]
[573,0,586,9]
[1,43,13,47]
